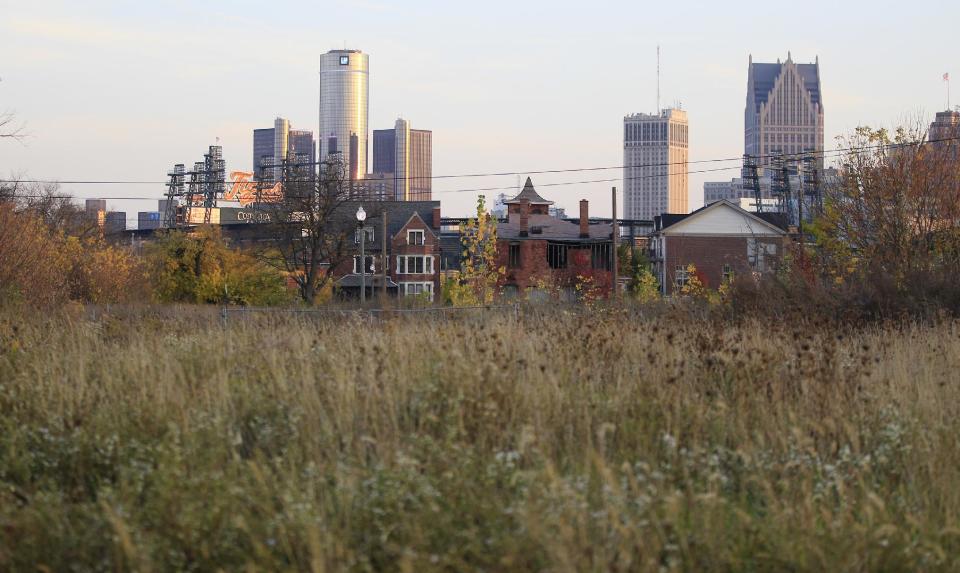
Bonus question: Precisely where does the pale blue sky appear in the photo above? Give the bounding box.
[1,0,957,221]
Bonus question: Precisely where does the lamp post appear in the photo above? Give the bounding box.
[357,205,367,304]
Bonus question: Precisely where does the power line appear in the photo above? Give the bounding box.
[4,151,847,201]
[4,135,957,188]
[3,135,956,200]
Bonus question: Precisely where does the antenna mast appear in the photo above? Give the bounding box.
[657,45,661,114]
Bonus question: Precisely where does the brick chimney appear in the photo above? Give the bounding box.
[579,200,589,238]
[432,206,441,230]
[519,198,530,237]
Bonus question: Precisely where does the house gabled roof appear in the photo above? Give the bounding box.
[393,211,437,240]
[505,177,554,205]
[656,199,787,236]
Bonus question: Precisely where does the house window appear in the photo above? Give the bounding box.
[400,282,433,300]
[396,255,433,275]
[407,230,424,246]
[354,228,374,244]
[722,264,734,284]
[547,243,568,269]
[353,255,375,274]
[675,265,689,288]
[590,243,611,270]
[508,243,521,268]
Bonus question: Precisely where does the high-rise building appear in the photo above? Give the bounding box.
[252,119,316,182]
[929,109,960,141]
[252,128,274,178]
[371,118,433,201]
[273,117,290,182]
[623,108,689,220]
[745,54,824,168]
[319,49,369,181]
[288,129,316,164]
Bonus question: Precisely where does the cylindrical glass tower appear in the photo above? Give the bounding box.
[319,49,369,181]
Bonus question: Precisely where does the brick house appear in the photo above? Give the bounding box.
[332,201,442,301]
[649,199,789,295]
[496,178,615,300]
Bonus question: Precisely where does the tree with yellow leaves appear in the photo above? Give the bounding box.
[444,195,505,306]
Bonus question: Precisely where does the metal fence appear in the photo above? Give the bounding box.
[219,303,521,325]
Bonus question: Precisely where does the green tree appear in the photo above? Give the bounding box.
[147,226,291,306]
[618,245,660,303]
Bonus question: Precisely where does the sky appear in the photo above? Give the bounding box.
[1,0,958,225]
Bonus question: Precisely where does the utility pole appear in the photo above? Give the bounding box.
[381,211,388,301]
[360,222,366,304]
[612,186,619,301]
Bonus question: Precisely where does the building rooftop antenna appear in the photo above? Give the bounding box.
[657,44,661,114]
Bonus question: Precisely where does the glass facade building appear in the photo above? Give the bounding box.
[252,128,274,180]
[371,118,432,201]
[319,49,369,181]
[252,120,316,182]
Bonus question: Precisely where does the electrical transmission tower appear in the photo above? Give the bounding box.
[162,145,226,229]
[742,154,762,212]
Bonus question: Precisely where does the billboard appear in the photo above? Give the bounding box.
[219,207,272,225]
[223,171,283,206]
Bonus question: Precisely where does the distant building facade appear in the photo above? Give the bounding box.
[138,211,162,230]
[623,108,689,220]
[745,54,824,169]
[319,49,369,181]
[371,118,433,201]
[929,109,960,143]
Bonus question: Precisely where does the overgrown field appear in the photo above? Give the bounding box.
[1,306,959,571]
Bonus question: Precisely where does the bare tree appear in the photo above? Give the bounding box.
[819,119,960,284]
[0,110,25,141]
[258,156,354,305]
[0,177,100,239]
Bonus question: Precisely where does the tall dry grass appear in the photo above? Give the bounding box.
[1,305,959,571]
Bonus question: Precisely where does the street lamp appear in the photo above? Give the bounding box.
[356,206,367,304]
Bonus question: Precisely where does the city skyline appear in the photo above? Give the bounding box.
[1,0,958,222]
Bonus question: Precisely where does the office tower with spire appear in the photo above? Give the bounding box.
[623,109,689,220]
[319,49,369,181]
[745,53,824,168]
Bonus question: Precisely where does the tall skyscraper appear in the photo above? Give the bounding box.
[372,118,433,201]
[273,117,290,182]
[623,109,689,220]
[251,119,316,182]
[319,49,369,181]
[288,129,316,163]
[252,128,274,178]
[745,54,824,168]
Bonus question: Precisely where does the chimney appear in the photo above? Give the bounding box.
[432,206,441,230]
[579,200,589,238]
[519,198,530,237]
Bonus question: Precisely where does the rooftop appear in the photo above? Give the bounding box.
[505,177,554,205]
[750,56,821,108]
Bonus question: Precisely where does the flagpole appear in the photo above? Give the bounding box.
[946,73,951,110]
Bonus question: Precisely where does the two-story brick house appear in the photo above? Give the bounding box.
[496,178,616,300]
[649,199,789,295]
[332,201,442,301]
